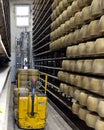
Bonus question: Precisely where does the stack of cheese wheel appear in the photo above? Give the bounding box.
[72,102,80,115]
[85,112,99,128]
[87,95,99,112]
[78,107,89,121]
[18,69,28,88]
[28,69,40,81]
[95,118,104,130]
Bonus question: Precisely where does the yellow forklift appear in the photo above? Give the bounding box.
[15,70,48,129]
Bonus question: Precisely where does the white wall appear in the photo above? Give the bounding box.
[10,0,33,82]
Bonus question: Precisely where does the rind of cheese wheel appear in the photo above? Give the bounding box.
[86,41,95,55]
[72,1,79,14]
[95,38,104,54]
[79,91,89,106]
[95,118,104,130]
[80,25,88,40]
[74,75,83,88]
[90,78,101,93]
[71,45,78,57]
[66,46,72,58]
[88,20,99,37]
[73,89,81,101]
[76,60,84,72]
[83,60,93,73]
[67,6,73,18]
[82,77,91,90]
[82,6,91,23]
[72,102,80,115]
[74,12,83,26]
[78,107,89,121]
[92,59,104,74]
[87,95,99,112]
[78,43,86,56]
[85,113,99,128]
[98,100,104,117]
[99,16,104,33]
[91,0,103,17]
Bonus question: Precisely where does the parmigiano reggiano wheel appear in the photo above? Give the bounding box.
[76,60,84,72]
[65,33,74,46]
[95,38,104,54]
[63,84,69,95]
[85,113,98,128]
[66,46,72,58]
[70,60,77,71]
[62,60,70,70]
[79,91,89,106]
[83,60,93,73]
[73,89,81,101]
[74,12,83,27]
[70,17,75,30]
[90,78,101,93]
[82,6,91,23]
[62,10,68,23]
[58,71,65,80]
[88,20,99,37]
[64,72,70,83]
[87,95,99,112]
[100,81,104,96]
[98,100,104,117]
[62,0,69,8]
[92,59,104,75]
[72,102,80,115]
[74,29,81,42]
[74,75,83,88]
[68,86,75,97]
[99,15,104,34]
[56,6,61,17]
[78,0,85,9]
[78,43,86,56]
[71,45,78,57]
[91,0,103,17]
[95,118,104,130]
[64,20,71,33]
[69,74,75,85]
[67,6,73,18]
[59,1,65,12]
[80,25,88,40]
[72,1,79,14]
[82,77,90,90]
[86,41,95,55]
[59,14,63,25]
[78,107,89,121]
[60,83,64,92]
[18,69,28,74]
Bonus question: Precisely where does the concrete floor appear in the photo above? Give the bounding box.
[8,85,73,130]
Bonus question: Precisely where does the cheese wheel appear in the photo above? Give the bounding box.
[60,83,64,92]
[65,33,75,45]
[67,5,73,18]
[72,102,80,115]
[62,0,69,8]
[68,86,75,97]
[87,95,99,112]
[95,118,104,130]
[76,60,84,72]
[88,20,99,37]
[85,113,98,128]
[59,1,65,12]
[62,10,68,23]
[86,41,95,55]
[100,81,104,96]
[56,6,61,17]
[82,77,90,90]
[78,43,86,56]
[82,6,91,23]
[79,91,89,106]
[72,1,79,14]
[78,0,85,9]
[71,45,78,57]
[95,38,104,54]
[60,23,66,36]
[66,46,72,57]
[74,29,81,42]
[74,75,83,88]
[63,84,69,95]
[78,107,89,121]
[80,25,88,40]
[91,0,103,17]
[90,78,101,93]
[64,72,70,83]
[64,20,71,33]
[74,12,83,27]
[69,74,75,85]
[92,59,104,75]
[59,14,63,25]
[57,71,64,80]
[99,15,104,34]
[62,60,70,70]
[70,60,76,71]
[83,60,93,73]
[73,89,81,101]
[98,100,104,117]
[70,17,75,30]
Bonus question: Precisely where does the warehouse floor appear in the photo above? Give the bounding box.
[8,85,73,130]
